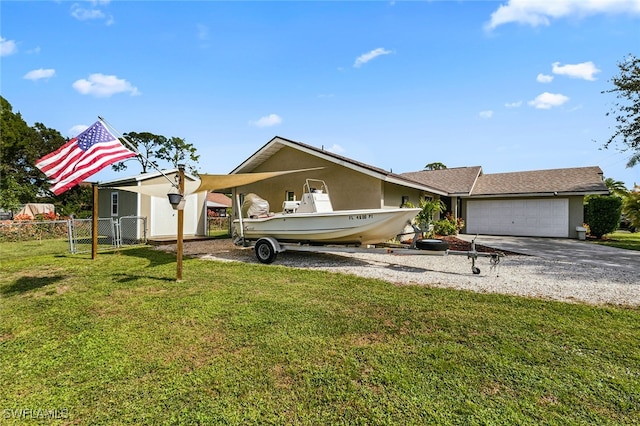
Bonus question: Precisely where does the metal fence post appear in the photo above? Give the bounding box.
[68,218,76,254]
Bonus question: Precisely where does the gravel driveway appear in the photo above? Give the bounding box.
[156,239,640,307]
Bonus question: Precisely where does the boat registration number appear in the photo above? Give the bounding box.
[349,214,373,220]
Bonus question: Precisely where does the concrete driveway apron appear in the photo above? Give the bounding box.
[458,234,640,274]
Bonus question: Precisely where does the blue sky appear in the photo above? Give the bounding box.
[2,0,640,189]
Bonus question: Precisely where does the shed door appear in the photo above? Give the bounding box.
[150,194,198,237]
[466,199,569,238]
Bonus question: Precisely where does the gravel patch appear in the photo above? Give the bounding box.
[155,239,640,307]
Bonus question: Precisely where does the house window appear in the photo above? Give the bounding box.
[285,191,296,201]
[111,192,119,216]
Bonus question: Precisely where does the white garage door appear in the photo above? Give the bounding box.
[466,199,569,238]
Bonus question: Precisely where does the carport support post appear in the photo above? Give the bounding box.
[176,164,185,281]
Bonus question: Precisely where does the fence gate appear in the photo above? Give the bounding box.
[68,217,147,254]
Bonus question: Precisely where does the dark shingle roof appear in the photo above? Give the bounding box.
[471,166,609,196]
[232,136,610,198]
[400,167,482,194]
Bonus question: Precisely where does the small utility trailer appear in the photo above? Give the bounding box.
[236,233,504,275]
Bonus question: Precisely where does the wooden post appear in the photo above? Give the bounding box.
[92,183,98,260]
[176,164,185,281]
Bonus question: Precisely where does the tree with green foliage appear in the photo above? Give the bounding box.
[55,184,94,218]
[0,96,67,210]
[112,132,200,175]
[602,54,640,168]
[586,196,623,238]
[622,186,640,232]
[415,198,446,236]
[604,177,629,197]
[157,136,200,175]
[424,162,447,170]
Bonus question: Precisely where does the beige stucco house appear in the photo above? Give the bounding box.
[226,136,446,213]
[230,136,609,239]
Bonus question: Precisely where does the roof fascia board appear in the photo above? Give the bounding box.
[464,190,610,198]
[230,137,283,174]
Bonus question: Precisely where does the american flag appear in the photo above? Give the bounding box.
[36,120,137,195]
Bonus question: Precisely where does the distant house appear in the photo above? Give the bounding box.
[207,192,232,217]
[98,169,208,239]
[229,136,609,239]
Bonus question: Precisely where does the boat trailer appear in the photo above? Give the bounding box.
[237,233,504,275]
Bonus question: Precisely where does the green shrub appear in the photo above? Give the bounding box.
[410,199,446,237]
[586,196,623,238]
[434,213,465,236]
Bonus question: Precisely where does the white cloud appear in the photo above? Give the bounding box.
[72,73,140,97]
[528,92,570,109]
[479,110,494,119]
[69,124,89,137]
[486,0,640,30]
[23,68,56,81]
[537,73,554,83]
[197,24,209,41]
[354,48,392,68]
[71,2,114,25]
[505,101,523,108]
[1,37,17,56]
[552,61,601,81]
[250,114,282,128]
[325,144,345,154]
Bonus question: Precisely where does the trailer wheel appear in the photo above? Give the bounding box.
[255,239,277,264]
[472,266,481,275]
[415,239,449,251]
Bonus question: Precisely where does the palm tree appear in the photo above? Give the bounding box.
[622,185,640,232]
[604,177,628,197]
[424,162,447,171]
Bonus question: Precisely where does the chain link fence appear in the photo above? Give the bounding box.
[0,217,147,258]
[207,216,231,236]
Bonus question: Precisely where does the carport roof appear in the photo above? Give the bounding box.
[470,166,610,196]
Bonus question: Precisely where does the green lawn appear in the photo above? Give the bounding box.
[1,245,638,424]
[0,238,71,263]
[592,230,640,251]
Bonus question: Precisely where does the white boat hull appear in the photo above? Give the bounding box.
[234,208,421,245]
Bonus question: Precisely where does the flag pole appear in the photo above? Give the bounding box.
[97,116,179,189]
[98,117,185,281]
[92,182,99,259]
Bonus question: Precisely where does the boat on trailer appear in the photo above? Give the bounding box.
[234,179,421,246]
[233,178,505,274]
